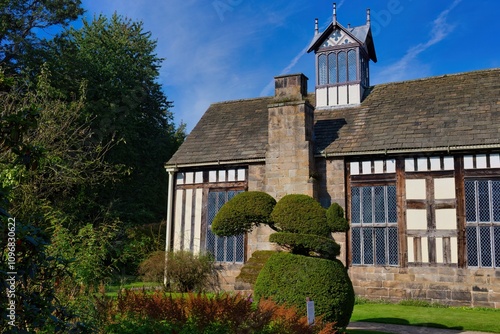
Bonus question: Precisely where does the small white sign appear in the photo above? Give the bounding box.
[306,299,315,325]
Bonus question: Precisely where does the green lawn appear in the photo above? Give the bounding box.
[351,303,500,333]
[105,281,162,297]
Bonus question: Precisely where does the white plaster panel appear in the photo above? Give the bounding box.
[209,170,217,182]
[173,189,184,250]
[228,169,236,182]
[316,87,328,107]
[405,158,415,172]
[451,237,458,263]
[443,156,454,170]
[436,237,443,263]
[374,160,384,174]
[491,154,500,168]
[176,173,184,185]
[237,169,246,181]
[338,85,348,105]
[185,172,194,184]
[422,237,429,263]
[362,161,371,174]
[348,84,361,104]
[417,157,428,171]
[195,171,203,184]
[477,154,487,169]
[193,188,203,253]
[218,170,226,182]
[350,162,360,175]
[183,189,193,251]
[407,209,427,230]
[406,179,427,200]
[328,86,338,106]
[430,156,441,171]
[386,159,396,173]
[435,209,457,230]
[434,178,456,199]
[464,155,474,169]
[407,237,414,262]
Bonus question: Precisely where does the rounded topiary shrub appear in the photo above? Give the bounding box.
[212,191,276,236]
[327,203,349,233]
[254,252,354,328]
[269,232,340,259]
[270,194,330,237]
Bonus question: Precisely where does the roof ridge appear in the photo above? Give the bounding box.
[373,67,500,88]
[212,96,273,105]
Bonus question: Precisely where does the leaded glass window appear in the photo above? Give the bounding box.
[318,54,327,85]
[351,185,398,266]
[338,51,347,83]
[328,53,337,84]
[348,50,357,81]
[206,190,245,263]
[465,179,500,268]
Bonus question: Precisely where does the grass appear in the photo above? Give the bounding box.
[105,281,162,297]
[351,302,500,333]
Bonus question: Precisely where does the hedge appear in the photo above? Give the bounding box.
[326,203,349,233]
[270,194,330,237]
[211,191,276,236]
[254,252,354,328]
[269,232,340,259]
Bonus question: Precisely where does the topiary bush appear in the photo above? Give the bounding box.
[269,232,340,259]
[270,194,330,237]
[254,252,354,328]
[212,191,276,236]
[326,203,349,233]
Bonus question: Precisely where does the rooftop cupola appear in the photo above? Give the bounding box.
[308,3,377,108]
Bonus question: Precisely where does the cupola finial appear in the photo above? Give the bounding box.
[315,18,319,35]
[333,2,337,24]
[366,8,371,25]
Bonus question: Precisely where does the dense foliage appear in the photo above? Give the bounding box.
[269,232,340,259]
[96,291,338,333]
[326,203,349,233]
[139,250,220,293]
[212,191,276,236]
[270,194,330,237]
[254,252,354,328]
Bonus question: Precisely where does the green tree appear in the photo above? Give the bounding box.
[44,14,184,227]
[0,0,84,73]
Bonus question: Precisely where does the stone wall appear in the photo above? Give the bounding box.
[350,266,500,308]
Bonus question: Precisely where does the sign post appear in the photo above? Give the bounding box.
[306,297,315,325]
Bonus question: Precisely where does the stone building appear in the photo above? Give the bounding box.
[164,5,500,307]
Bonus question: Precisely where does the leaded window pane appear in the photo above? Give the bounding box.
[387,186,397,223]
[338,52,347,83]
[479,226,492,267]
[388,227,399,265]
[494,226,500,268]
[348,50,357,81]
[328,53,337,84]
[363,227,374,264]
[362,187,372,224]
[466,226,478,267]
[351,187,360,224]
[352,228,361,264]
[236,234,245,262]
[318,54,327,85]
[465,181,476,223]
[478,181,490,222]
[493,181,500,222]
[374,186,385,223]
[375,228,386,265]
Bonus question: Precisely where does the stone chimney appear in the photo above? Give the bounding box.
[265,74,316,200]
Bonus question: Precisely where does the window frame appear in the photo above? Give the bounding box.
[316,48,359,87]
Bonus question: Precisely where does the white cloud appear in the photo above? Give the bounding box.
[375,0,462,83]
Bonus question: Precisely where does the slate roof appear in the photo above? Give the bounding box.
[166,97,271,166]
[166,68,500,167]
[315,68,500,155]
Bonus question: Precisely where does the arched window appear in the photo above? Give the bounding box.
[348,50,357,81]
[318,54,327,85]
[328,53,337,84]
[338,51,347,83]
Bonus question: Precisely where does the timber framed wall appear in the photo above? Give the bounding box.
[345,153,500,307]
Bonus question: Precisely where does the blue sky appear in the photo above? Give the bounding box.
[80,0,500,132]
